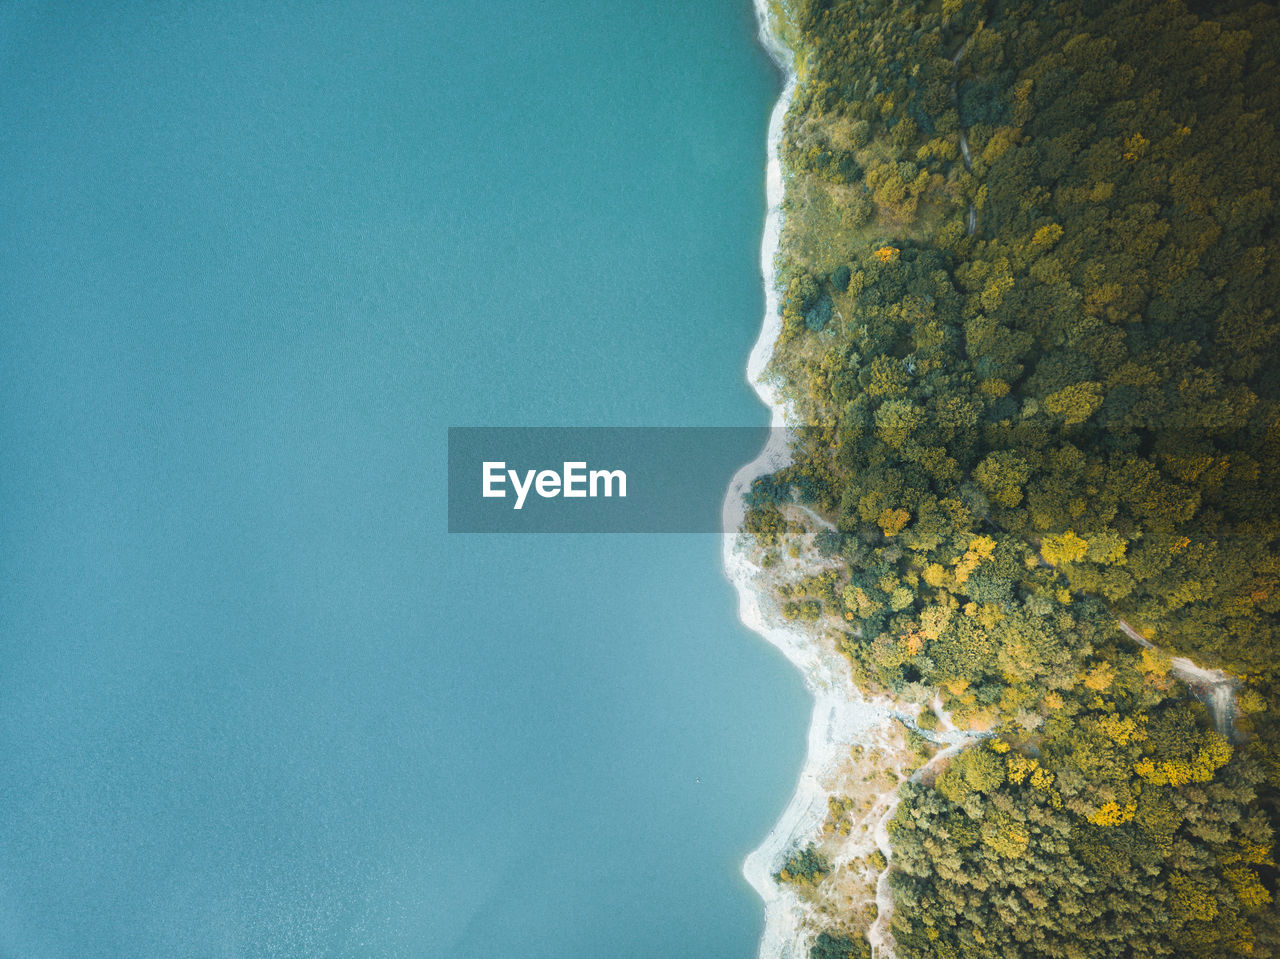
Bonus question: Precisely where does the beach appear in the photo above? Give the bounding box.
[722,5,985,955]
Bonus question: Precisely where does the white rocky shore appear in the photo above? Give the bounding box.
[721,7,984,958]
[722,495,984,959]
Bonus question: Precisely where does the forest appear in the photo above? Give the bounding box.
[748,0,1280,954]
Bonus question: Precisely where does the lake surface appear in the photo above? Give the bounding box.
[0,1,808,955]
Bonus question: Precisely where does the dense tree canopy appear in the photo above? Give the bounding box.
[751,0,1280,953]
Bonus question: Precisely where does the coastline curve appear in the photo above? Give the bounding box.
[720,7,986,957]
[720,4,887,957]
[718,3,814,954]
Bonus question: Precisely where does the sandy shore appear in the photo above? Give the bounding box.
[722,5,983,957]
[723,498,982,958]
[719,4,882,955]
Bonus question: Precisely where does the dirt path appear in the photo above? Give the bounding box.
[1117,618,1240,738]
[865,737,984,959]
[950,36,977,235]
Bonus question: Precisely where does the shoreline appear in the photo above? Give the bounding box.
[718,2,834,950]
[722,6,984,957]
[720,3,890,956]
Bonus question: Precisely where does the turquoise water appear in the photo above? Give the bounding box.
[0,2,807,956]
